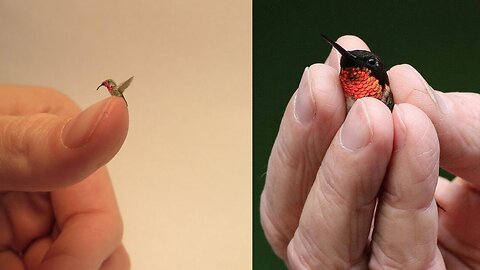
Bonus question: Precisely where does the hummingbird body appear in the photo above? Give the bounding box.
[97,76,134,106]
[322,35,394,111]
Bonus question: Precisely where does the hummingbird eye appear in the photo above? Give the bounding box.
[367,57,377,66]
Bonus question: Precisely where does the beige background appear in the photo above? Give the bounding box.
[0,1,251,269]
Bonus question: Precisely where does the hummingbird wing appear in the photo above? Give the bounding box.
[117,76,134,93]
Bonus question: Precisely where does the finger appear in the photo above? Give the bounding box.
[0,97,128,191]
[100,245,130,270]
[388,64,480,183]
[37,168,123,270]
[287,98,393,269]
[0,192,53,252]
[260,64,346,259]
[0,250,24,270]
[324,35,370,71]
[435,177,480,266]
[0,85,79,116]
[369,104,445,269]
[24,237,53,269]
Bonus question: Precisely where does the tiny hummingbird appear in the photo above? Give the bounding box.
[97,76,134,106]
[322,35,394,112]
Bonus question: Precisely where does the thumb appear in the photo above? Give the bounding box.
[0,97,128,191]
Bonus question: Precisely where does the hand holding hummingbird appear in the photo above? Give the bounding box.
[261,35,480,269]
[0,86,130,269]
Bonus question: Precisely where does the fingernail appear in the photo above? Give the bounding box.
[392,105,407,152]
[294,67,316,123]
[340,100,372,150]
[61,98,113,148]
[411,66,450,114]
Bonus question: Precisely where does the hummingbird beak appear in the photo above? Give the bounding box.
[97,82,105,90]
[321,34,357,59]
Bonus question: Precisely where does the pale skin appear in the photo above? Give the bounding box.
[0,86,130,270]
[260,36,480,269]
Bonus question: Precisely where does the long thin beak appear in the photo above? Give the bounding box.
[321,34,357,59]
[96,84,103,90]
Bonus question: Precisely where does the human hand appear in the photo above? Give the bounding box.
[260,35,480,269]
[0,86,130,270]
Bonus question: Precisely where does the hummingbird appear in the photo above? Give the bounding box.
[322,35,394,112]
[96,76,134,106]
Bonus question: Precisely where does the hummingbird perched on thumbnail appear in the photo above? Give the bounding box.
[322,35,394,112]
[97,76,134,106]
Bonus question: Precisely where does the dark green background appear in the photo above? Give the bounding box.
[254,1,480,269]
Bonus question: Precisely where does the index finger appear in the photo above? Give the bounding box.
[388,65,480,183]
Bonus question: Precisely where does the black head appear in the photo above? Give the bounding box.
[322,35,389,86]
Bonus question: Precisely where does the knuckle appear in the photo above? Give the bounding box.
[0,114,59,170]
[410,127,440,185]
[317,162,349,206]
[271,133,302,170]
[34,87,81,116]
[412,147,439,183]
[287,229,347,270]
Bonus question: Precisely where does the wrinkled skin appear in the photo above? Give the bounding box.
[0,86,130,270]
[260,36,480,269]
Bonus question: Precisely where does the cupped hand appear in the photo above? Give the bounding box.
[260,35,480,269]
[0,85,130,270]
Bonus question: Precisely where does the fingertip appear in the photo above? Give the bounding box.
[340,99,374,151]
[338,98,394,163]
[324,35,371,71]
[292,63,345,126]
[357,97,394,144]
[355,98,394,160]
[335,35,371,50]
[307,63,346,120]
[62,96,129,180]
[89,97,129,156]
[393,103,439,147]
[61,96,128,148]
[387,63,424,93]
[393,103,440,158]
[388,103,440,209]
[389,65,480,182]
[388,64,442,112]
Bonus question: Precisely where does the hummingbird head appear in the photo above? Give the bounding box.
[321,34,389,87]
[321,34,392,110]
[97,79,117,94]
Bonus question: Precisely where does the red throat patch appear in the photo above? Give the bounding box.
[339,67,383,100]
